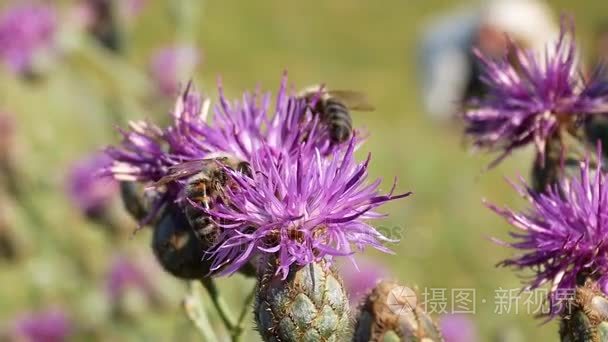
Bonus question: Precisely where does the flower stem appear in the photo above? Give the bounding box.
[200,278,237,332]
[184,281,219,341]
[232,287,256,342]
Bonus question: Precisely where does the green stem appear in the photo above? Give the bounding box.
[232,287,256,342]
[201,278,237,332]
[184,281,219,342]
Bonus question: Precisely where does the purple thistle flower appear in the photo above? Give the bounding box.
[338,257,389,304]
[463,22,608,166]
[149,45,201,97]
[487,150,608,316]
[66,152,119,218]
[105,120,171,184]
[439,314,478,342]
[204,140,411,278]
[104,75,338,221]
[0,3,56,74]
[12,309,72,342]
[106,254,155,303]
[164,76,336,163]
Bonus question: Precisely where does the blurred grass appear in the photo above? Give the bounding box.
[0,0,605,340]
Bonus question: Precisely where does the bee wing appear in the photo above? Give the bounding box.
[326,90,375,111]
[153,159,216,186]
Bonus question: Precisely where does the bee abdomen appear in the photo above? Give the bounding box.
[324,99,352,143]
[185,205,219,247]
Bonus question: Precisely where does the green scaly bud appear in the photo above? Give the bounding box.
[353,281,443,342]
[254,259,350,342]
[560,280,608,342]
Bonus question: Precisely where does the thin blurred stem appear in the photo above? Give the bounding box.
[184,281,219,342]
[171,0,201,44]
[2,163,46,233]
[72,38,151,96]
[232,287,256,342]
[66,36,150,123]
[200,278,237,333]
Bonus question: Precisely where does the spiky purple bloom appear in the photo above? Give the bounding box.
[204,140,410,278]
[487,152,608,315]
[105,75,337,220]
[338,257,389,304]
[66,152,119,218]
[439,314,478,342]
[464,23,608,166]
[106,254,154,303]
[12,309,72,342]
[0,3,56,74]
[149,45,201,97]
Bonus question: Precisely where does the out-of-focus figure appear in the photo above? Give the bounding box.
[417,0,558,122]
[583,21,608,156]
[593,21,608,75]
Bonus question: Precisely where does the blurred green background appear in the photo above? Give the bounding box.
[0,0,606,340]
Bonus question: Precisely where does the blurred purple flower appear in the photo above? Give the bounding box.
[149,45,200,97]
[12,309,72,342]
[66,152,119,218]
[0,3,56,74]
[439,314,478,342]
[338,257,389,304]
[106,254,154,303]
[204,140,411,278]
[463,22,608,166]
[105,75,338,221]
[119,0,147,20]
[487,151,608,316]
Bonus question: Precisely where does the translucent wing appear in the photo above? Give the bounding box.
[326,90,375,111]
[153,159,217,186]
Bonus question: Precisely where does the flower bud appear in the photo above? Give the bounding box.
[82,0,122,52]
[120,181,150,222]
[254,259,350,342]
[559,280,608,342]
[151,206,211,279]
[353,280,443,342]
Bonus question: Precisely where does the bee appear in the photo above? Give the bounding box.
[154,156,251,247]
[299,85,375,144]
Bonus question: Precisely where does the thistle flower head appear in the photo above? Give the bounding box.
[66,152,119,218]
[12,309,72,342]
[464,22,608,166]
[105,74,340,222]
[0,3,56,74]
[352,280,442,342]
[164,74,338,163]
[205,140,410,278]
[488,150,608,315]
[105,120,171,184]
[149,45,201,97]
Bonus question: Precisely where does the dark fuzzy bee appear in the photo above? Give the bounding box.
[299,85,375,144]
[155,156,251,248]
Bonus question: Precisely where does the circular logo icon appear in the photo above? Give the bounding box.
[386,285,417,316]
